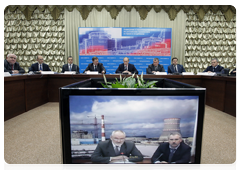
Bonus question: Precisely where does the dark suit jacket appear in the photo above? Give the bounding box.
[91,140,143,163]
[203,65,224,73]
[168,64,186,73]
[84,63,106,73]
[231,64,238,75]
[4,59,25,74]
[151,142,191,164]
[61,64,79,73]
[147,64,165,74]
[115,63,138,74]
[28,62,51,72]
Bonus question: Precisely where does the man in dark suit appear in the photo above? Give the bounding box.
[28,55,51,72]
[84,56,106,74]
[115,57,138,74]
[61,56,79,73]
[168,57,186,74]
[230,64,238,76]
[151,132,191,164]
[203,58,224,73]
[147,58,165,74]
[91,130,143,163]
[4,54,25,74]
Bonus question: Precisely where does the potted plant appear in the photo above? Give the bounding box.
[101,73,158,88]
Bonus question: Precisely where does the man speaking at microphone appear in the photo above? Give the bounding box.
[151,132,191,164]
[91,130,143,163]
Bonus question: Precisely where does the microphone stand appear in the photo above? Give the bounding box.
[154,153,163,163]
[121,152,125,164]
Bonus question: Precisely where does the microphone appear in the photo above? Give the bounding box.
[154,153,163,163]
[121,152,125,164]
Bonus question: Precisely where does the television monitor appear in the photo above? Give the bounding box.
[59,78,205,164]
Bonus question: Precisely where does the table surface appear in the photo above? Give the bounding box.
[4,74,236,121]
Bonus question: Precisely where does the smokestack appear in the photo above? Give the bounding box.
[101,115,106,141]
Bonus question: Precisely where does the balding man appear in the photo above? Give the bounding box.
[91,130,143,163]
[115,57,138,74]
[28,55,51,72]
[4,54,25,74]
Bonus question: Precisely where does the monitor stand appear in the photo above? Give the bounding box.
[101,168,165,170]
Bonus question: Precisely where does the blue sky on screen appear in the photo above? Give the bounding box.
[69,96,198,138]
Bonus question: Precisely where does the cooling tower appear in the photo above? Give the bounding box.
[159,118,181,141]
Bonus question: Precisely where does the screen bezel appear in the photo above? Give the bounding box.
[60,88,205,164]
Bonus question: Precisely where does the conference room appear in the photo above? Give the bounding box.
[4,5,236,165]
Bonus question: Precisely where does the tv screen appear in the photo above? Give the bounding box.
[59,78,205,164]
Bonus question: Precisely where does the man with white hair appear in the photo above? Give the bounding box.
[4,54,25,74]
[91,130,143,163]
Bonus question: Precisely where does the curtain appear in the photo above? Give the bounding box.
[4,8,65,72]
[4,6,236,73]
[185,10,236,73]
[64,8,187,68]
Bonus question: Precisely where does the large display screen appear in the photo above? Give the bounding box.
[79,27,172,74]
[69,95,199,164]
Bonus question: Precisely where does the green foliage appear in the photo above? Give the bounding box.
[102,72,158,88]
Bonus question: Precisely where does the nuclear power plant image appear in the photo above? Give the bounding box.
[69,95,199,162]
[79,28,171,56]
[70,115,194,161]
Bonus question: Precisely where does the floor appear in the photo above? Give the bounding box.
[4,102,236,164]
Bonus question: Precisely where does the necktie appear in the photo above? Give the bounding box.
[213,67,215,72]
[40,64,42,71]
[69,64,72,71]
[155,66,158,71]
[174,65,177,73]
[94,65,97,71]
[11,65,14,70]
[168,148,176,163]
[124,65,127,71]
[115,146,120,155]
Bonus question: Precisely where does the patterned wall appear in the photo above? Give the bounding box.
[4,8,65,73]
[4,8,236,74]
[185,10,236,73]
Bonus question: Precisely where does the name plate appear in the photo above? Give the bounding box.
[4,72,11,77]
[86,71,99,75]
[197,72,216,76]
[41,71,55,74]
[154,72,167,75]
[64,71,76,74]
[182,72,194,75]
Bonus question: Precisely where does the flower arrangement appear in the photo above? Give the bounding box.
[101,72,158,88]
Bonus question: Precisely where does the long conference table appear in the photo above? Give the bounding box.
[4,74,236,121]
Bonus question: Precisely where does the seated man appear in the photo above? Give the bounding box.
[147,58,165,74]
[230,64,238,76]
[168,57,186,74]
[203,58,224,73]
[91,130,143,164]
[115,57,138,74]
[61,56,79,73]
[84,56,106,74]
[4,54,25,74]
[28,55,51,72]
[151,132,191,164]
